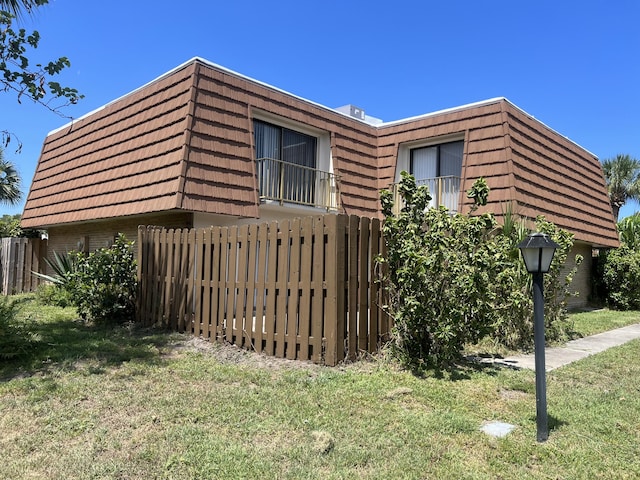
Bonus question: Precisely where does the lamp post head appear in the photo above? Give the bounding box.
[518,232,559,274]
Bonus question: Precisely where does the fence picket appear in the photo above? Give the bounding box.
[235,225,249,348]
[358,216,371,354]
[0,238,47,295]
[310,215,324,362]
[275,219,290,358]
[347,215,358,360]
[254,223,268,353]
[297,216,313,361]
[264,222,278,356]
[245,224,259,351]
[369,218,381,352]
[286,218,301,360]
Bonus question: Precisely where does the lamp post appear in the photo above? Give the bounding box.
[518,232,559,442]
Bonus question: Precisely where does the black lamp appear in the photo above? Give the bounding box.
[518,232,559,442]
[518,232,559,274]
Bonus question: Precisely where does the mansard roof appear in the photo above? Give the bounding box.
[22,58,618,248]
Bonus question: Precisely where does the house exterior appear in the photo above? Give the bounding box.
[21,57,619,307]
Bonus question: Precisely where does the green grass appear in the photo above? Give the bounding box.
[1,295,640,479]
[569,308,640,337]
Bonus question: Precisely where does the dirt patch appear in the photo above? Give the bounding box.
[162,335,326,372]
[499,388,529,401]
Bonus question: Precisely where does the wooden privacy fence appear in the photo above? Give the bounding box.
[137,214,389,365]
[0,237,47,295]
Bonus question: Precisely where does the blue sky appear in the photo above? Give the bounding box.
[2,0,639,219]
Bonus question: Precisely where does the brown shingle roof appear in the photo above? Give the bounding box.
[22,58,618,248]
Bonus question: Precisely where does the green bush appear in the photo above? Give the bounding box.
[378,172,577,368]
[600,246,640,310]
[40,235,137,324]
[617,214,640,250]
[490,216,577,350]
[594,214,640,310]
[67,234,137,324]
[0,296,36,359]
[379,173,500,367]
[35,283,73,308]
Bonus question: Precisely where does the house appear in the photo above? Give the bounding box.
[21,57,619,307]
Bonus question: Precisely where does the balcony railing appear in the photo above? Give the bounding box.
[256,157,341,211]
[392,176,461,214]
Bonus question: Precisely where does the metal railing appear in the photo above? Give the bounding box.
[256,157,340,211]
[392,176,461,214]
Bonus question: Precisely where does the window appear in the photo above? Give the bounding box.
[410,140,463,181]
[254,120,317,169]
[253,118,338,210]
[408,140,464,211]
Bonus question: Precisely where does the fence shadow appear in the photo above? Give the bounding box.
[1,299,180,380]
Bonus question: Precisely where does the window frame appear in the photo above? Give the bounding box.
[251,110,332,174]
[395,133,465,183]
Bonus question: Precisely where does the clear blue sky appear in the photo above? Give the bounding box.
[2,0,639,219]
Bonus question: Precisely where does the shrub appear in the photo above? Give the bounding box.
[379,173,500,367]
[35,283,73,308]
[617,214,640,250]
[594,214,640,310]
[39,235,137,324]
[67,234,137,324]
[0,296,36,359]
[378,172,578,367]
[490,216,577,350]
[600,246,640,310]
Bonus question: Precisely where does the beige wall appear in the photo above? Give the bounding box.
[562,242,593,309]
[44,212,192,275]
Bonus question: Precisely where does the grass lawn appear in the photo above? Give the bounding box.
[570,308,640,337]
[1,295,640,479]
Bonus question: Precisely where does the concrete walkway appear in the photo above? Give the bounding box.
[490,323,640,371]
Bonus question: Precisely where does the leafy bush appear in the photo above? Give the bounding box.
[68,234,137,324]
[0,296,37,359]
[33,249,78,308]
[0,214,43,238]
[594,214,640,310]
[617,214,640,250]
[35,283,73,308]
[600,246,640,310]
[378,172,578,368]
[491,216,577,350]
[379,173,500,367]
[39,234,137,324]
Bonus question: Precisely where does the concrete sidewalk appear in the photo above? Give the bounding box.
[489,323,640,371]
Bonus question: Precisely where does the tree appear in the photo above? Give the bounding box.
[617,213,640,251]
[0,0,43,18]
[1,0,83,152]
[601,154,640,220]
[0,147,21,205]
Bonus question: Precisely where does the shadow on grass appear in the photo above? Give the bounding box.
[549,414,569,431]
[408,357,502,381]
[1,298,179,380]
[527,413,569,433]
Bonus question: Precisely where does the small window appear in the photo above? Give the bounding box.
[410,140,463,181]
[409,140,464,211]
[254,120,317,168]
[253,119,338,210]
